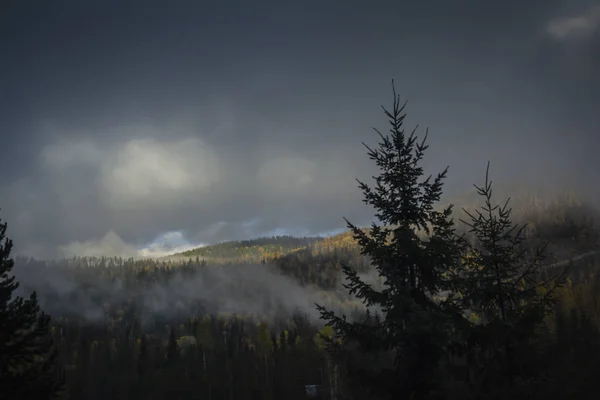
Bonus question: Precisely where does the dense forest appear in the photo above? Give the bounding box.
[175,236,323,264]
[3,202,600,400]
[2,86,600,399]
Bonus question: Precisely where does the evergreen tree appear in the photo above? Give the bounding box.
[0,213,64,399]
[457,164,567,396]
[165,326,179,365]
[317,82,464,400]
[137,333,148,377]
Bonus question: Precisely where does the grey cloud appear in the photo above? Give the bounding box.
[58,230,203,259]
[5,121,369,258]
[58,231,139,259]
[0,0,598,258]
[38,130,222,207]
[546,5,600,40]
[98,137,221,209]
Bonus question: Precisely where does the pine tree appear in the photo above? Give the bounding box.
[137,334,148,377]
[0,213,64,399]
[317,82,464,400]
[457,164,566,396]
[165,326,179,365]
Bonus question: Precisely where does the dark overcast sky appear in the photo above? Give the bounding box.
[1,0,599,258]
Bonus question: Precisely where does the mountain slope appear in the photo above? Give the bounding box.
[172,235,323,262]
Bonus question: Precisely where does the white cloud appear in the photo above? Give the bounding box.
[40,135,221,210]
[546,5,600,40]
[100,137,220,208]
[137,230,204,258]
[58,230,139,258]
[58,230,204,259]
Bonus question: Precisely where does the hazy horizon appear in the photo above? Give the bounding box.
[1,0,598,259]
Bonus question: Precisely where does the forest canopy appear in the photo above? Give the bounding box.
[1,84,600,400]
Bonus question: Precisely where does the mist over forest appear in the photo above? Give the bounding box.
[10,194,600,328]
[2,1,600,399]
[11,255,380,327]
[5,181,600,399]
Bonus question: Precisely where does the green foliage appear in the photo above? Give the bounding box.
[317,82,464,400]
[4,83,600,399]
[454,164,567,397]
[41,311,334,400]
[315,83,592,400]
[177,235,322,262]
[2,212,600,399]
[0,213,64,399]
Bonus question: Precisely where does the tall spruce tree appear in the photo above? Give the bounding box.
[317,82,464,400]
[457,164,566,397]
[0,213,64,399]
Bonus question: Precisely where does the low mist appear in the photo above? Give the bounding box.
[11,257,377,328]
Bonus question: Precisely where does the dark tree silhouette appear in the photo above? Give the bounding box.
[317,82,464,400]
[166,326,180,365]
[0,212,64,399]
[456,164,567,397]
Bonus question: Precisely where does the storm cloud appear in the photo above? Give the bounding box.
[0,0,598,258]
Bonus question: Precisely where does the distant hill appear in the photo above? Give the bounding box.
[172,235,324,263]
[168,193,600,275]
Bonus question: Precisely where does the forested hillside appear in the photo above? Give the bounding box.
[3,199,599,399]
[3,86,600,400]
[174,236,323,263]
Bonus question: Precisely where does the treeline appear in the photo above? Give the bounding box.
[5,192,600,400]
[177,236,322,262]
[6,250,600,399]
[52,311,336,400]
[6,252,352,399]
[12,254,369,325]
[314,85,600,400]
[3,83,600,399]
